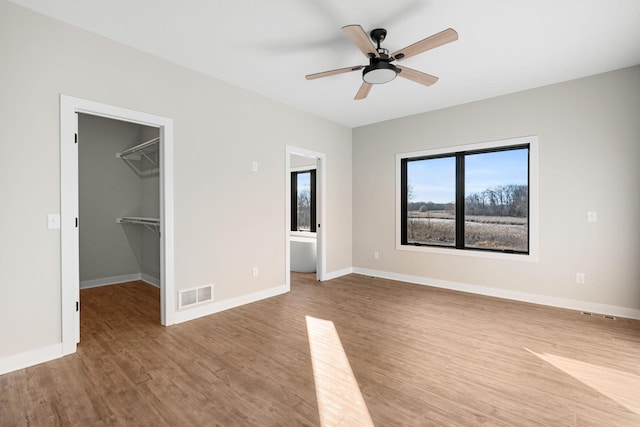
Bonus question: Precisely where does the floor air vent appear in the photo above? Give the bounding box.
[580,311,616,320]
[179,284,214,309]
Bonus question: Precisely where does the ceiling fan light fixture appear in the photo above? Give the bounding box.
[363,62,398,84]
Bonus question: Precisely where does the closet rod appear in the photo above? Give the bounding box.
[117,137,160,157]
[117,216,160,233]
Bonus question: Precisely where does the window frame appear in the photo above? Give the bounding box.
[396,136,539,262]
[291,168,316,232]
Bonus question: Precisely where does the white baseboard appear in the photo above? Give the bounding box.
[80,273,159,289]
[141,274,160,288]
[323,267,354,281]
[0,343,63,376]
[173,284,289,324]
[353,267,640,321]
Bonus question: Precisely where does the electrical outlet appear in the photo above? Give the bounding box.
[576,273,585,284]
[373,251,379,260]
[252,267,258,277]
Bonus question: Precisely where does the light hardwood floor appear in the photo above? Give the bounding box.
[1,273,639,426]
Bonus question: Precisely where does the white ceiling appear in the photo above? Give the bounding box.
[10,0,640,128]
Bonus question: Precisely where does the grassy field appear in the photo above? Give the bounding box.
[408,210,526,225]
[407,210,527,251]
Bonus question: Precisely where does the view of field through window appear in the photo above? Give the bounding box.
[296,172,311,231]
[406,147,529,252]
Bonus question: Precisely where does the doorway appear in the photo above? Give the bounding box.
[286,146,326,287]
[60,95,175,356]
[78,114,160,292]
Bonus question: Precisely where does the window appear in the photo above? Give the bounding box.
[291,169,316,232]
[399,137,534,256]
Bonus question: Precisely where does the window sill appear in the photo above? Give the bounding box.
[291,231,316,238]
[396,243,538,262]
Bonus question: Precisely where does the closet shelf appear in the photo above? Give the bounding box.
[116,137,160,176]
[116,137,159,159]
[117,216,160,232]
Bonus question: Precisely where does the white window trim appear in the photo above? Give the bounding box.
[395,135,539,262]
[290,165,317,173]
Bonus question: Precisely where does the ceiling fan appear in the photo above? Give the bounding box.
[306,25,458,100]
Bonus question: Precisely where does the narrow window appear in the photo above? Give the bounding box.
[291,169,316,232]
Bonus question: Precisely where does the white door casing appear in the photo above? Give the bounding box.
[286,146,327,286]
[60,95,175,355]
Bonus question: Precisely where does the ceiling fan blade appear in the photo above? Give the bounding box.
[306,65,364,80]
[355,82,373,100]
[392,28,458,61]
[396,66,439,86]
[342,25,380,58]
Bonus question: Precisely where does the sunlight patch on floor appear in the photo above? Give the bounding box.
[306,316,374,427]
[526,348,640,414]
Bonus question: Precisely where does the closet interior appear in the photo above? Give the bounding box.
[78,114,161,316]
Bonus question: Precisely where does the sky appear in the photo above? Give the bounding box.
[297,172,310,193]
[408,148,528,203]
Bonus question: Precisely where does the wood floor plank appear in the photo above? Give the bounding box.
[1,276,639,426]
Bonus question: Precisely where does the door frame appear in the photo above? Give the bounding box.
[60,95,175,355]
[286,146,326,285]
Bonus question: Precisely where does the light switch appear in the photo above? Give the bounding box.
[48,213,60,229]
[587,211,597,223]
[252,161,258,172]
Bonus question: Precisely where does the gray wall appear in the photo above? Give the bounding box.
[353,65,640,311]
[78,114,160,285]
[0,1,352,360]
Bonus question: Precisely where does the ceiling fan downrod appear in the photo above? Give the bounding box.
[370,28,389,57]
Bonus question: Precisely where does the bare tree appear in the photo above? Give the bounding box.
[297,189,311,230]
[406,183,415,239]
[465,185,528,217]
